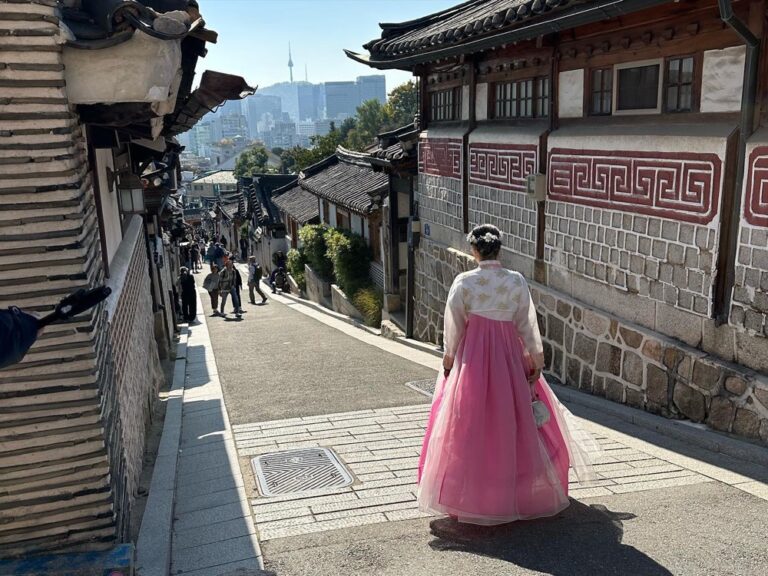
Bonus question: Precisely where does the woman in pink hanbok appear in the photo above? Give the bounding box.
[418,225,598,527]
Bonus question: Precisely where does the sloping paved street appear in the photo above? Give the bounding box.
[191,272,768,576]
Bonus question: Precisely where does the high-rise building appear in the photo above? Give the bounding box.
[325,80,358,120]
[220,114,247,140]
[357,74,386,106]
[246,94,282,139]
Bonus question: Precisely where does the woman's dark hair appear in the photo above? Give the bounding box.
[467,224,502,259]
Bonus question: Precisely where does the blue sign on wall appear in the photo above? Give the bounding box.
[424,223,430,237]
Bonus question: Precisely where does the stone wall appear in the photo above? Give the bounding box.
[105,218,163,539]
[532,284,768,444]
[417,173,463,232]
[305,263,331,307]
[545,201,717,316]
[734,143,768,336]
[470,183,537,258]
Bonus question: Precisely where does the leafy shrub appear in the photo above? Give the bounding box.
[353,287,383,327]
[286,248,307,292]
[325,228,371,297]
[298,224,333,280]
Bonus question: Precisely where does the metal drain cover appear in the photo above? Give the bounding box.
[405,378,436,398]
[251,447,353,497]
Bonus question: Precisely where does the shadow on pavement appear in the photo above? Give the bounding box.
[428,500,672,576]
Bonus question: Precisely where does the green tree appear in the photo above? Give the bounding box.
[338,118,356,142]
[384,80,418,129]
[346,99,387,151]
[283,128,342,172]
[233,145,269,178]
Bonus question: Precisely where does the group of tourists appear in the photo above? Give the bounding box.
[176,234,272,322]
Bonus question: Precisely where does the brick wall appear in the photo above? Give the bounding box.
[418,135,463,232]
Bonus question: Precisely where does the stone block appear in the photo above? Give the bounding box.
[573,333,598,363]
[691,360,722,394]
[596,342,622,376]
[642,339,663,362]
[573,306,582,323]
[554,347,564,378]
[661,221,679,241]
[724,376,748,396]
[593,375,606,397]
[622,352,644,386]
[580,365,593,392]
[566,357,581,388]
[543,341,553,370]
[619,327,643,349]
[707,396,735,432]
[733,408,761,439]
[673,382,706,422]
[760,420,768,444]
[626,388,644,408]
[564,325,574,353]
[668,244,685,265]
[556,300,572,319]
[582,308,609,337]
[548,316,564,345]
[646,365,668,405]
[655,303,703,347]
[605,379,625,403]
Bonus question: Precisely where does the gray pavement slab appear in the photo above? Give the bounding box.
[197,279,436,424]
[261,482,768,576]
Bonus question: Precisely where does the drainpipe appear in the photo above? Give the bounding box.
[715,0,761,324]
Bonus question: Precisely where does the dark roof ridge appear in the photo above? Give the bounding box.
[336,146,376,168]
[376,0,483,35]
[271,178,300,196]
[299,154,338,179]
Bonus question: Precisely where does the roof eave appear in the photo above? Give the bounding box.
[347,0,672,70]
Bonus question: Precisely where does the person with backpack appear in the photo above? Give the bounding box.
[248,256,268,305]
[202,263,221,315]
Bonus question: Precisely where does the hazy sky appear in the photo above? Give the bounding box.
[199,0,457,93]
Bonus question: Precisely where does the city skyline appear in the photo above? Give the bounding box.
[199,0,456,90]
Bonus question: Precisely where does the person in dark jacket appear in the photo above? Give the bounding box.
[178,267,197,322]
[0,307,39,369]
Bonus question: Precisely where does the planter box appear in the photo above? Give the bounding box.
[305,264,331,307]
[331,285,363,321]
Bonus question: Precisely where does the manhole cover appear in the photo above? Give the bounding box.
[405,378,436,398]
[251,447,353,497]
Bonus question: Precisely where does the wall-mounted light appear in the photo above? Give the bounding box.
[118,173,145,214]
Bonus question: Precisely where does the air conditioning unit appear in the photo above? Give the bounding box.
[525,173,547,202]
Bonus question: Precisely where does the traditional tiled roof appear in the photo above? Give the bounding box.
[346,0,660,68]
[299,149,388,216]
[192,170,238,186]
[272,181,320,225]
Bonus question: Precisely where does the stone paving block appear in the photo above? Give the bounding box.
[352,485,418,499]
[173,517,258,551]
[175,486,245,515]
[172,556,266,576]
[314,500,416,522]
[342,448,419,464]
[356,471,397,482]
[174,501,250,532]
[172,545,261,576]
[177,448,237,476]
[597,463,683,479]
[175,473,245,502]
[351,475,418,490]
[326,409,377,420]
[607,474,712,494]
[733,481,768,501]
[347,462,391,474]
[569,486,614,499]
[385,508,433,522]
[177,437,232,458]
[176,464,242,489]
[385,458,420,471]
[310,492,415,515]
[610,470,698,485]
[331,432,390,446]
[334,440,402,454]
[252,505,312,523]
[258,512,387,541]
[256,514,317,532]
[251,490,357,513]
[392,469,419,478]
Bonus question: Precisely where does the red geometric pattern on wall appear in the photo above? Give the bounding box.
[469,143,538,193]
[548,148,722,224]
[419,138,462,180]
[745,146,768,227]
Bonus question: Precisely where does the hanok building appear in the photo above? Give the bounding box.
[271,179,321,248]
[186,169,238,208]
[349,0,768,444]
[0,0,252,556]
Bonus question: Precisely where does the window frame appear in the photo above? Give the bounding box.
[428,86,462,123]
[490,75,550,120]
[588,67,613,117]
[663,54,698,114]
[612,58,664,116]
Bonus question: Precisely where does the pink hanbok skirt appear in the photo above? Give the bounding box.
[417,314,596,525]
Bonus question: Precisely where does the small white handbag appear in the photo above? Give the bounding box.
[532,398,551,428]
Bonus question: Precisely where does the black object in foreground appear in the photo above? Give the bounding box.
[37,285,112,328]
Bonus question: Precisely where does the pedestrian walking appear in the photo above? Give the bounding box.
[218,259,241,318]
[233,259,244,314]
[248,256,268,304]
[190,244,200,273]
[418,225,598,535]
[202,264,221,315]
[213,243,225,269]
[206,242,216,266]
[177,267,197,322]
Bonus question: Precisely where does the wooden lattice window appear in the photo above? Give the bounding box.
[429,87,461,122]
[590,68,613,116]
[665,56,695,113]
[492,76,549,119]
